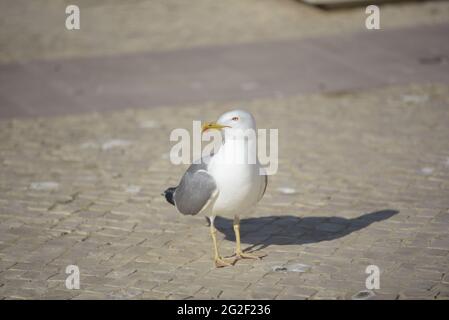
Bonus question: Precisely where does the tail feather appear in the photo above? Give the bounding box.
[162,187,176,206]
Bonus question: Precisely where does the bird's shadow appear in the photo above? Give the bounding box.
[214,209,398,252]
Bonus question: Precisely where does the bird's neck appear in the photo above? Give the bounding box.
[216,136,258,166]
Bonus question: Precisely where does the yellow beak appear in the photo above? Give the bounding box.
[202,122,230,133]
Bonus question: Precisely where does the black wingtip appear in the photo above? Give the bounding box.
[163,187,176,206]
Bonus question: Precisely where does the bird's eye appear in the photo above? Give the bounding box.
[232,116,239,121]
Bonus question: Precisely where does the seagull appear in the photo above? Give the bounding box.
[163,110,268,267]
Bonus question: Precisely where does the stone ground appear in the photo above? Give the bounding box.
[0,0,449,299]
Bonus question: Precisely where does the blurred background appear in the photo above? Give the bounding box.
[0,0,448,117]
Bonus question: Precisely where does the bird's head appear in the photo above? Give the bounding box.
[202,109,256,134]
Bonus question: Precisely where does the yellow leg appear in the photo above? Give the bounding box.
[210,219,233,268]
[233,215,266,260]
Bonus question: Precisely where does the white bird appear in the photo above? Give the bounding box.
[163,110,268,267]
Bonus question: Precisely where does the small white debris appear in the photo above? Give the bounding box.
[287,263,311,273]
[30,182,59,191]
[272,263,310,273]
[402,94,429,104]
[352,290,375,300]
[272,266,288,272]
[421,167,434,175]
[139,120,159,129]
[277,187,297,195]
[125,185,141,194]
[101,139,132,150]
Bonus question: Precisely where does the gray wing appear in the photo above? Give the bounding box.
[174,163,218,215]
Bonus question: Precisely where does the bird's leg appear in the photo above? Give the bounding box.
[209,217,233,268]
[233,215,265,260]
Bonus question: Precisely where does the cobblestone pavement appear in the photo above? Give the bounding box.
[0,83,448,299]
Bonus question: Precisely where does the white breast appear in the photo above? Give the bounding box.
[207,137,263,216]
